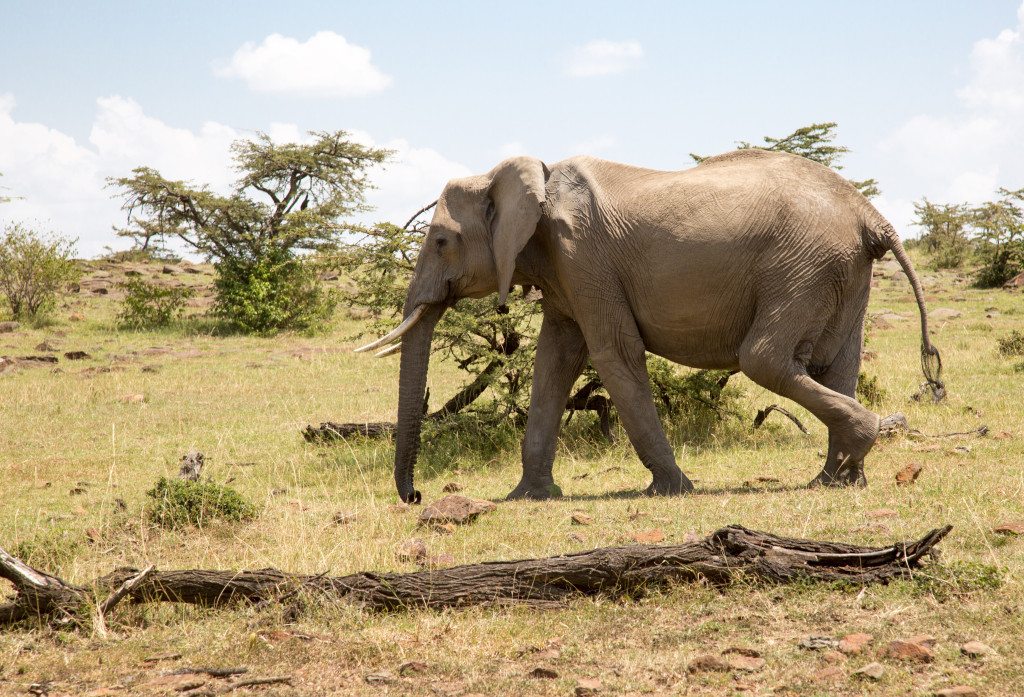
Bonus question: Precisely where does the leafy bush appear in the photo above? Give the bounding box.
[117,278,193,329]
[856,372,886,408]
[913,199,972,270]
[997,330,1024,357]
[972,189,1023,288]
[213,251,337,334]
[146,477,256,528]
[0,223,80,321]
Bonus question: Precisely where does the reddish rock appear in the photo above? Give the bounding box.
[418,494,496,527]
[571,511,594,526]
[838,632,873,655]
[528,667,559,679]
[935,687,979,697]
[882,640,934,662]
[895,463,923,486]
[396,538,428,562]
[852,662,884,680]
[960,640,995,658]
[575,678,603,695]
[631,528,665,544]
[811,666,844,683]
[688,654,730,672]
[993,521,1024,536]
[442,481,463,493]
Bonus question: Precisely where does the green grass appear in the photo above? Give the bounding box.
[1,256,1023,695]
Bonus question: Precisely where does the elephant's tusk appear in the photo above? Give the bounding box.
[353,304,428,353]
[374,343,402,358]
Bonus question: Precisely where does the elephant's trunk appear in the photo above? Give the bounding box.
[393,303,443,503]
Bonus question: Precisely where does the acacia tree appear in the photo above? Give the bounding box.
[971,187,1024,287]
[912,199,972,269]
[691,122,880,198]
[110,131,389,332]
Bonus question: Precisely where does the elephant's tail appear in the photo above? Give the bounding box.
[865,213,946,402]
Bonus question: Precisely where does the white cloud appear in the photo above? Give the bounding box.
[215,31,392,97]
[873,2,1024,235]
[0,95,467,256]
[565,40,643,77]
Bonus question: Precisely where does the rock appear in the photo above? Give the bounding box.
[332,511,358,525]
[418,494,496,527]
[799,636,839,651]
[876,312,909,323]
[433,522,458,535]
[960,640,995,658]
[687,654,730,672]
[364,672,396,685]
[424,553,456,568]
[63,351,90,360]
[838,633,873,655]
[35,341,59,352]
[528,667,559,679]
[92,286,109,295]
[0,321,19,333]
[890,269,907,283]
[575,678,603,696]
[810,666,844,683]
[397,538,428,562]
[69,312,85,321]
[121,393,145,404]
[571,511,594,526]
[725,655,765,672]
[183,264,203,274]
[822,650,847,664]
[162,265,176,274]
[442,481,463,493]
[1003,271,1024,288]
[852,662,885,680]
[630,528,665,544]
[906,634,937,648]
[398,660,428,676]
[881,640,934,662]
[935,687,979,697]
[993,521,1024,535]
[895,463,923,486]
[929,308,961,321]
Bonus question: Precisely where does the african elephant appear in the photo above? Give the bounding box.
[356,149,943,503]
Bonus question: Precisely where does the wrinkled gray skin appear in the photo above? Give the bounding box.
[385,150,938,503]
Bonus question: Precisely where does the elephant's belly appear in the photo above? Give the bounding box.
[628,274,755,371]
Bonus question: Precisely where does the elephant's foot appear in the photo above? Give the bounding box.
[507,477,563,501]
[808,453,867,488]
[644,465,694,496]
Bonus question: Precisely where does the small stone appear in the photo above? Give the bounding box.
[397,538,428,562]
[575,678,603,696]
[934,687,979,697]
[418,494,496,527]
[69,312,85,321]
[571,511,594,526]
[365,672,396,685]
[35,341,59,352]
[838,633,873,655]
[567,532,586,543]
[929,308,961,321]
[332,511,358,525]
[442,481,463,493]
[906,634,937,648]
[423,553,456,568]
[726,655,765,672]
[811,666,844,683]
[799,636,839,651]
[162,265,176,274]
[121,393,145,404]
[433,522,457,535]
[398,660,428,675]
[84,528,101,544]
[631,528,665,544]
[881,640,934,662]
[63,351,90,360]
[993,521,1024,536]
[960,640,995,658]
[822,650,847,665]
[895,463,923,486]
[528,667,559,679]
[722,647,760,657]
[388,502,411,513]
[852,662,885,680]
[687,654,730,672]
[0,321,19,332]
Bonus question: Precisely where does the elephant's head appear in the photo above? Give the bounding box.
[355,156,548,503]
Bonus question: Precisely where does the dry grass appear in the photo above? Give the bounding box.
[1,256,1023,696]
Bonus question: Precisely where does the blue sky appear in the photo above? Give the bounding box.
[3,1,1024,255]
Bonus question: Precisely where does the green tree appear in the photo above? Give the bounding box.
[0,223,80,321]
[110,131,389,332]
[912,199,972,269]
[691,122,880,198]
[971,187,1024,288]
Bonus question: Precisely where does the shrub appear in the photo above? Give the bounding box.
[146,477,256,528]
[0,223,80,321]
[997,330,1024,357]
[856,372,886,408]
[212,251,337,334]
[117,278,193,329]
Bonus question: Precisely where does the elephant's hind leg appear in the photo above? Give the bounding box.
[738,314,879,490]
[808,314,870,488]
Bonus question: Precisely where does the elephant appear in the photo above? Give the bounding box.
[356,149,943,503]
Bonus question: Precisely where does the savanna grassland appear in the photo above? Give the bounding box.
[1,253,1023,696]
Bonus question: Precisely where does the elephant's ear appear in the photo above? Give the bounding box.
[487,156,547,308]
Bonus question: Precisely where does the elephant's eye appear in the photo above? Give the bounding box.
[435,237,448,251]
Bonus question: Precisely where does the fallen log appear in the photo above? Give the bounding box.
[1,524,950,627]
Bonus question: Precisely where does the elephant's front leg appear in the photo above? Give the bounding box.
[584,314,694,496]
[507,312,588,501]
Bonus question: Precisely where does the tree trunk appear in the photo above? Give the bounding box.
[1,524,950,626]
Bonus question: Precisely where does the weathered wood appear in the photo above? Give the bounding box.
[178,451,204,481]
[1,525,951,626]
[753,404,809,434]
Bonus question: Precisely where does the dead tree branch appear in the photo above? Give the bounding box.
[1,525,951,627]
[753,404,809,434]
